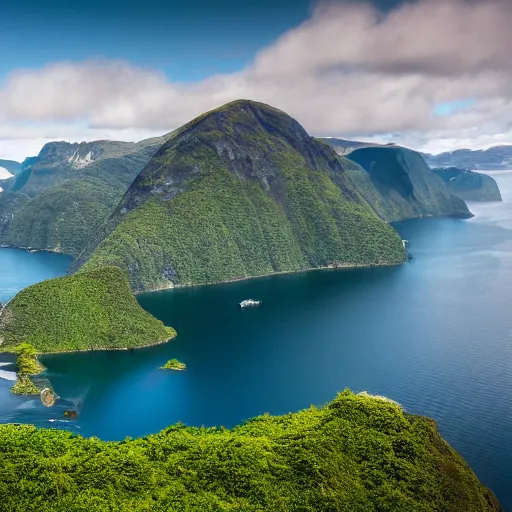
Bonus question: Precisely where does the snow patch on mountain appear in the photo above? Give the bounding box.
[68,150,94,169]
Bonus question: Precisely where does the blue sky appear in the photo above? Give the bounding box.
[1,0,312,82]
[0,0,510,160]
[1,0,405,82]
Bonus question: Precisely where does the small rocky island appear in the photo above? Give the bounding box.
[10,343,45,396]
[432,167,502,202]
[160,358,186,371]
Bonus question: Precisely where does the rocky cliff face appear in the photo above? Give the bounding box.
[74,99,405,291]
[346,146,473,222]
[431,167,502,202]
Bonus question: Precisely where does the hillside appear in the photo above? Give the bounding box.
[0,137,167,255]
[0,158,21,175]
[0,390,501,511]
[347,146,473,222]
[432,167,502,202]
[425,145,512,170]
[73,100,406,291]
[0,266,175,353]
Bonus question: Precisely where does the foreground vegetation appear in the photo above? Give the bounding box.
[160,358,186,370]
[0,391,500,511]
[76,100,405,290]
[0,267,176,353]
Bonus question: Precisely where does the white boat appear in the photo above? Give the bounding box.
[239,299,261,309]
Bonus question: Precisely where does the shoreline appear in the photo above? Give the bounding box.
[0,332,177,356]
[0,245,70,256]
[136,259,406,295]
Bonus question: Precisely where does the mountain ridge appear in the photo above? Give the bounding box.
[0,136,168,255]
[424,145,512,170]
[73,99,406,291]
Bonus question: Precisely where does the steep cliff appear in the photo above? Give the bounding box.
[346,146,473,222]
[432,167,502,202]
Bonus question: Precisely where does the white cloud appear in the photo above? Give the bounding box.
[2,0,512,159]
[0,166,12,180]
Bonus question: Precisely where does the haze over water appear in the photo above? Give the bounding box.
[1,173,512,508]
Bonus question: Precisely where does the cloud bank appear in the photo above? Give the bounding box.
[2,0,512,159]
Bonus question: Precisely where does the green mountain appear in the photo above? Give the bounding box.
[0,137,166,255]
[0,266,175,353]
[424,145,512,170]
[432,167,502,202]
[0,390,501,511]
[346,146,473,222]
[0,158,21,175]
[73,100,406,291]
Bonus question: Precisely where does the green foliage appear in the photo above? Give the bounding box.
[14,343,44,376]
[160,358,186,370]
[78,100,405,291]
[0,267,176,353]
[10,376,40,395]
[0,391,501,511]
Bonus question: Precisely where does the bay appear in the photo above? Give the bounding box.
[1,175,512,507]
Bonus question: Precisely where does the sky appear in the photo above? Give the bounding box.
[1,0,512,160]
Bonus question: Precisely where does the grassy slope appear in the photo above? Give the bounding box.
[346,146,473,222]
[78,100,405,291]
[0,391,501,511]
[0,267,175,353]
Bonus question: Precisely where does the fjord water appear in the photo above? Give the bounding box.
[1,175,512,508]
[0,249,72,303]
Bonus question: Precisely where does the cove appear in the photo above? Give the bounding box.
[1,175,512,508]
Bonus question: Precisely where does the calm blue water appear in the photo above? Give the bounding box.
[0,249,72,302]
[1,175,512,507]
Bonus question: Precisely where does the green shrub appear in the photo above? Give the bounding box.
[0,391,500,511]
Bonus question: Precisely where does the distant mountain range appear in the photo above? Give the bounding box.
[422,146,512,170]
[432,167,502,202]
[322,138,512,171]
